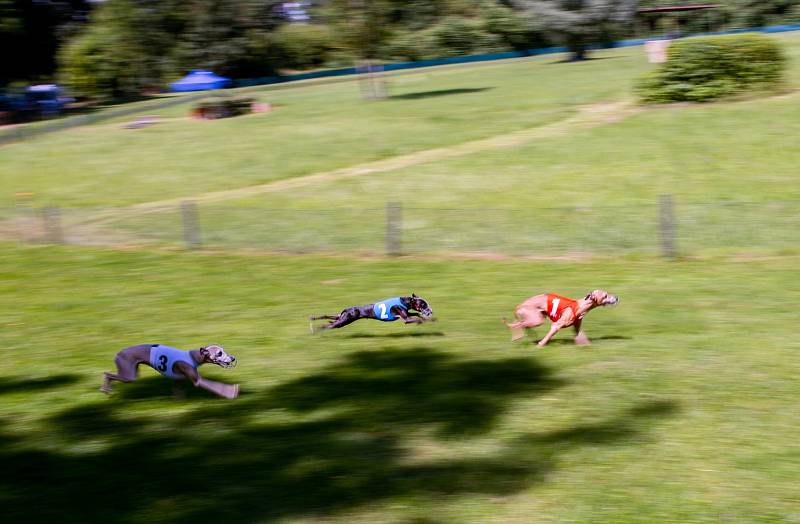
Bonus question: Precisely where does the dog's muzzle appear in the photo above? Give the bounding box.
[215,357,237,369]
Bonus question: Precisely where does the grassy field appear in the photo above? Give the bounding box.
[1,31,794,210]
[1,243,799,523]
[3,33,800,257]
[2,31,800,524]
[0,33,798,210]
[0,49,645,207]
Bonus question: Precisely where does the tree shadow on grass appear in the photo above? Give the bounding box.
[109,374,252,401]
[0,347,678,524]
[0,374,80,395]
[536,335,633,346]
[345,331,446,339]
[390,87,492,100]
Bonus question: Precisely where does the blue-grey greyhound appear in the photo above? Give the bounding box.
[101,344,239,399]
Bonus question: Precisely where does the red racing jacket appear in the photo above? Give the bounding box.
[545,294,579,322]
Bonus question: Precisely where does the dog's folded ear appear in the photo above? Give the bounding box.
[585,294,592,300]
[200,347,210,358]
[412,293,417,298]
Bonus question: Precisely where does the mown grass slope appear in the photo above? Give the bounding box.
[1,244,799,523]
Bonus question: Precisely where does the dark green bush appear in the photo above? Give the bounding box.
[384,30,437,62]
[637,33,786,103]
[483,3,532,50]
[386,15,514,61]
[430,16,504,57]
[272,24,337,70]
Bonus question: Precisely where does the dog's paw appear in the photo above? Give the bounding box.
[574,334,591,345]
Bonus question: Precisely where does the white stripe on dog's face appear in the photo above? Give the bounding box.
[590,290,619,306]
[205,344,237,368]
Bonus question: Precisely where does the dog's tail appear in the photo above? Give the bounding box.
[503,317,527,330]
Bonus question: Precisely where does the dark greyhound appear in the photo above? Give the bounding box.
[310,294,434,332]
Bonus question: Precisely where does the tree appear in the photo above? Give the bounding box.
[59,0,282,100]
[59,0,180,99]
[1,0,92,87]
[322,0,394,98]
[724,0,800,28]
[173,0,282,79]
[514,0,638,60]
[59,1,138,99]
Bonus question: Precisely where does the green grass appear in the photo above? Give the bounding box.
[3,31,800,524]
[3,33,800,257]
[64,88,800,256]
[1,243,799,523]
[1,44,652,208]
[2,33,799,210]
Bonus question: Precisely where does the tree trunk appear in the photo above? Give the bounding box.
[568,39,588,61]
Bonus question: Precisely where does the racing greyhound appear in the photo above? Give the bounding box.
[100,343,239,399]
[310,294,433,331]
[504,290,619,347]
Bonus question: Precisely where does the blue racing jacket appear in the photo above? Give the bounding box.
[372,297,408,321]
[149,345,198,379]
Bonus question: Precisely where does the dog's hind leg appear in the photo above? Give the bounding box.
[310,314,340,321]
[100,354,139,393]
[505,311,545,342]
[318,307,362,330]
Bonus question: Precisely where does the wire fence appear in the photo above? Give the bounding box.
[3,197,799,258]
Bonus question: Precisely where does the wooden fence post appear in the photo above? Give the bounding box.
[385,202,402,256]
[181,201,202,249]
[41,206,63,244]
[659,194,676,259]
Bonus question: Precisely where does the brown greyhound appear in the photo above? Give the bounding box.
[100,343,239,399]
[504,290,619,347]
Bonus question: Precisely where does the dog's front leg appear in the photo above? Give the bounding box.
[538,314,572,347]
[196,377,240,399]
[537,324,562,347]
[398,310,424,325]
[573,318,590,345]
[175,362,239,399]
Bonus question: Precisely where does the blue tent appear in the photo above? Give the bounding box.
[170,70,232,92]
